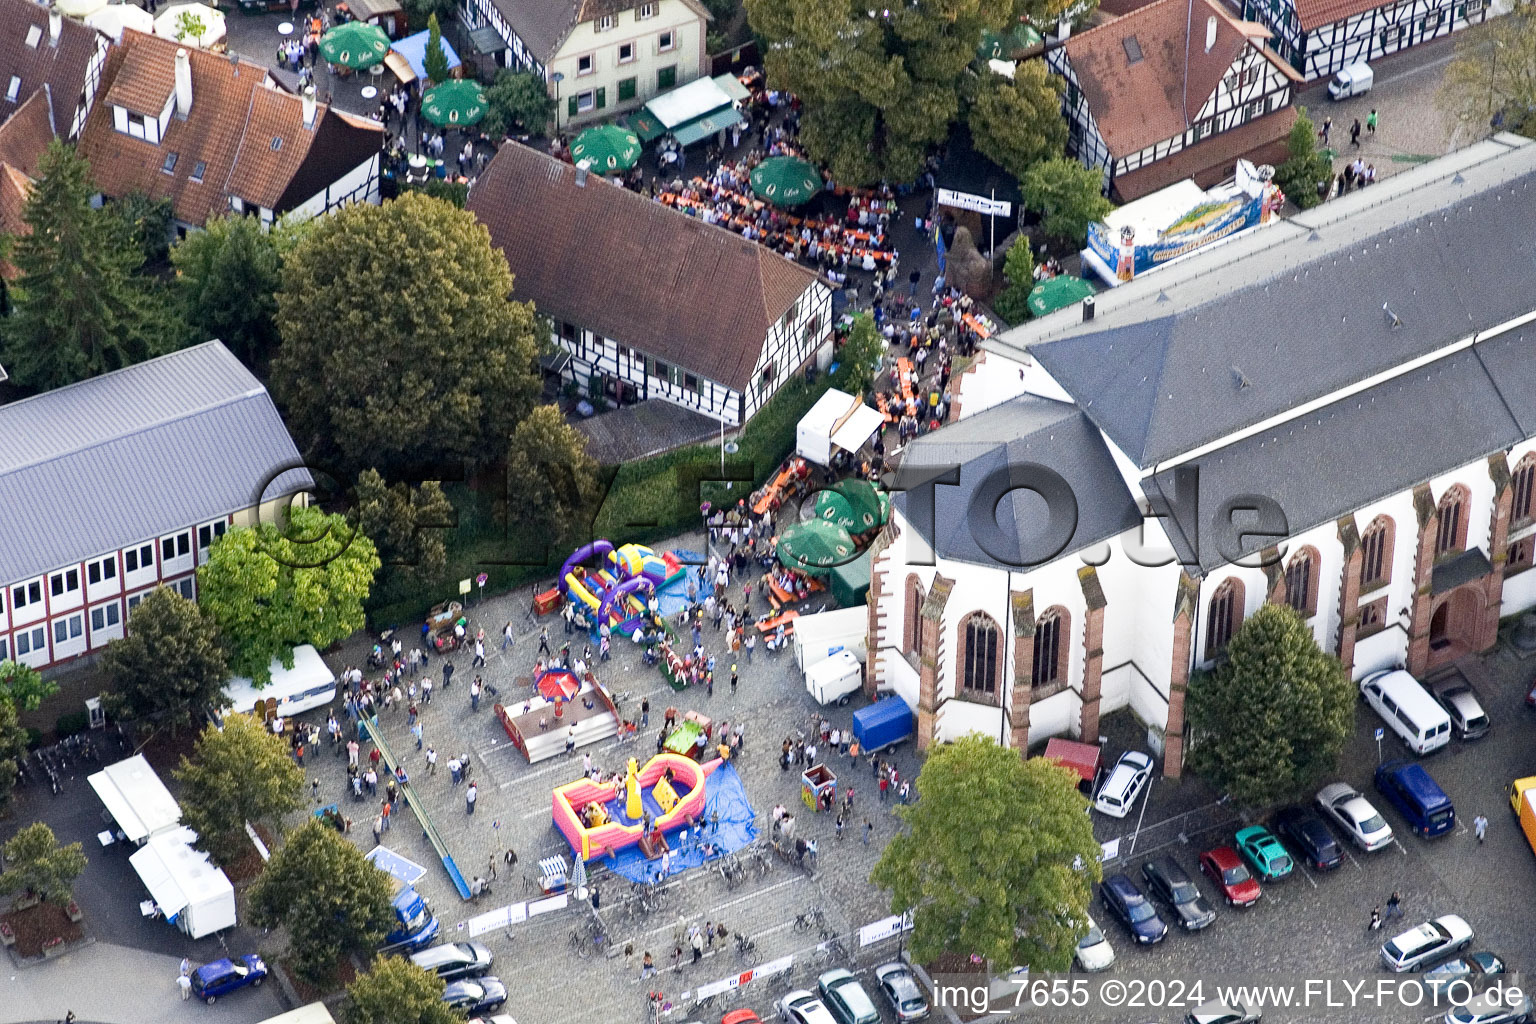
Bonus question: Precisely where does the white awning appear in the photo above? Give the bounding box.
[88,754,181,844]
[129,828,236,937]
[831,403,884,454]
[645,75,733,129]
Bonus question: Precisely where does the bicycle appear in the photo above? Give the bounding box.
[734,932,757,961]
[814,937,849,964]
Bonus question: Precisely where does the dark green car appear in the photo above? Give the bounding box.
[1234,826,1293,881]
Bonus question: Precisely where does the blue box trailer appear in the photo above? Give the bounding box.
[853,696,913,753]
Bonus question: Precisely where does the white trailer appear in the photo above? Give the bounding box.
[793,605,868,673]
[88,753,182,845]
[129,826,237,939]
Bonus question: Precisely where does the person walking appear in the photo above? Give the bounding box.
[1349,118,1362,147]
[1366,108,1378,133]
[427,747,438,774]
[472,638,485,668]
[442,662,455,688]
[1474,814,1488,844]
[422,677,433,704]
[502,621,515,651]
[470,677,482,711]
[641,951,656,979]
[730,665,738,695]
[411,721,424,750]
[745,633,756,663]
[1385,890,1403,919]
[466,780,479,814]
[690,929,704,963]
[1368,906,1382,932]
[539,626,553,655]
[1320,116,1332,146]
[178,973,192,1001]
[863,820,873,845]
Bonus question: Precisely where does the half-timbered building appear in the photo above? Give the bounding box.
[1241,0,1495,80]
[1047,0,1303,200]
[862,134,1536,778]
[467,143,833,431]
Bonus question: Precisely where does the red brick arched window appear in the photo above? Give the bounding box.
[1032,606,1071,688]
[903,575,925,655]
[1360,515,1394,590]
[1512,455,1536,525]
[1206,577,1245,656]
[958,611,1002,702]
[1284,546,1321,618]
[1435,485,1470,558]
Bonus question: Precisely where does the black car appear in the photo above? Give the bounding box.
[409,941,494,981]
[1273,807,1344,871]
[442,977,507,1016]
[1100,873,1168,945]
[1141,856,1217,931]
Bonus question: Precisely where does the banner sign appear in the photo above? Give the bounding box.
[859,910,915,947]
[1086,193,1262,281]
[527,894,567,917]
[937,188,1012,217]
[466,902,529,937]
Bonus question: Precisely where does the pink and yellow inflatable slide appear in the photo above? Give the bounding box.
[553,752,720,861]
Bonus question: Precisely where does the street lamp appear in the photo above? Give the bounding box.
[551,71,565,131]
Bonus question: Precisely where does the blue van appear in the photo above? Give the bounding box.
[1374,760,1455,838]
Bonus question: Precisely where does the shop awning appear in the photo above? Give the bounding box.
[647,75,734,128]
[831,403,884,455]
[670,105,744,148]
[712,73,751,103]
[468,25,506,54]
[383,50,415,84]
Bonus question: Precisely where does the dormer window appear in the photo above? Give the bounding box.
[270,136,282,151]
[190,160,206,182]
[5,76,19,103]
[597,14,615,30]
[24,25,42,48]
[161,151,178,174]
[638,2,656,17]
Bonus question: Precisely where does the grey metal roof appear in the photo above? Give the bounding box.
[1148,337,1535,572]
[992,133,1536,470]
[1432,548,1494,596]
[0,341,310,585]
[894,397,1141,570]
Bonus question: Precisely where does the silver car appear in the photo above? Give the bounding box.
[874,962,930,1021]
[1432,681,1491,740]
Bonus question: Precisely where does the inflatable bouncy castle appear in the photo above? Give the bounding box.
[559,541,685,635]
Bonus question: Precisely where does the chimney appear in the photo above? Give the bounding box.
[174,48,193,119]
[574,160,589,187]
[302,85,317,129]
[1082,296,1096,322]
[48,9,62,46]
[1204,14,1217,51]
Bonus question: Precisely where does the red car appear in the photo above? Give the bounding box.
[1198,846,1262,907]
[722,1012,763,1024]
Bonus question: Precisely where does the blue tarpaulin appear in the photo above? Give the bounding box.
[391,30,461,83]
[601,761,758,884]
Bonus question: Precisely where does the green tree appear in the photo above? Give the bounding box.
[423,14,450,86]
[175,715,305,863]
[480,70,556,139]
[967,66,1066,182]
[505,405,600,546]
[272,193,541,480]
[399,0,457,30]
[1271,106,1332,210]
[197,506,381,683]
[0,659,57,712]
[833,312,885,393]
[1020,157,1112,249]
[100,587,230,732]
[108,192,176,268]
[0,823,88,907]
[249,820,395,985]
[991,237,1035,323]
[1186,603,1355,808]
[172,214,284,370]
[353,468,454,586]
[0,697,30,816]
[345,956,459,1024]
[1441,1,1536,135]
[0,141,184,390]
[872,734,1101,971]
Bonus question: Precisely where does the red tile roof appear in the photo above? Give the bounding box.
[466,143,824,393]
[0,88,55,178]
[0,161,30,278]
[1062,0,1281,157]
[1291,0,1383,32]
[1112,106,1297,200]
[0,0,102,135]
[78,30,381,226]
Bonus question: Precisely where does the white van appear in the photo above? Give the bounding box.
[1359,669,1451,755]
[1328,62,1373,100]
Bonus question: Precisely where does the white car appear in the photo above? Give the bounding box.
[1186,1001,1261,1024]
[1381,914,1474,972]
[778,990,839,1024]
[1094,751,1154,818]
[1074,915,1116,972]
[1315,783,1394,852]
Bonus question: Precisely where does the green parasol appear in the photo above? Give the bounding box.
[830,478,886,532]
[1026,275,1096,317]
[812,489,859,532]
[421,78,489,127]
[750,155,823,207]
[777,520,857,576]
[571,124,642,172]
[317,22,390,70]
[977,21,1043,62]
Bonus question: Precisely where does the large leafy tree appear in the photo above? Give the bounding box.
[0,141,186,390]
[1020,157,1113,249]
[172,214,285,370]
[992,237,1035,324]
[872,734,1100,971]
[353,469,454,586]
[504,404,601,546]
[1441,0,1536,135]
[968,65,1066,182]
[0,660,53,816]
[833,312,885,394]
[0,823,88,906]
[249,820,396,985]
[0,659,57,712]
[481,70,556,139]
[1271,106,1331,210]
[345,956,459,1024]
[0,698,30,816]
[175,715,305,863]
[1187,603,1355,807]
[198,506,381,683]
[100,587,229,732]
[748,0,1083,185]
[272,193,540,480]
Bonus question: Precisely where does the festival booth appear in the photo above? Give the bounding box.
[631,75,745,149]
[494,666,623,763]
[796,389,884,467]
[387,29,460,85]
[129,826,237,939]
[340,0,405,37]
[1081,159,1286,288]
[88,754,182,846]
[85,3,153,41]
